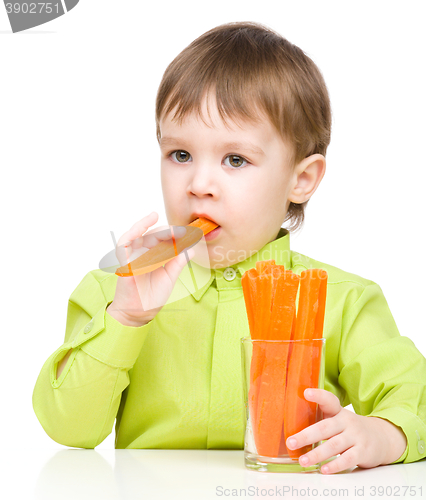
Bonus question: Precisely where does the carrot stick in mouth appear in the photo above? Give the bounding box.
[188,217,219,234]
[115,217,218,277]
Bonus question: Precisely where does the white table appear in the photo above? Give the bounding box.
[7,448,426,499]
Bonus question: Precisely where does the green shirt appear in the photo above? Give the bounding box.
[32,228,426,464]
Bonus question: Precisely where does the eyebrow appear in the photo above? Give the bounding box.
[159,137,265,157]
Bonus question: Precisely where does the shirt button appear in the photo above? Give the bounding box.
[84,322,93,334]
[223,267,237,281]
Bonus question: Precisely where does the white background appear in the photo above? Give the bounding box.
[1,0,425,467]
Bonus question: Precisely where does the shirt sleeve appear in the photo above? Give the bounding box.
[338,282,426,464]
[32,270,153,449]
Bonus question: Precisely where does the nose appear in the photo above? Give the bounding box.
[187,160,218,198]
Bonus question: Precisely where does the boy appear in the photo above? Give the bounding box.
[33,21,426,474]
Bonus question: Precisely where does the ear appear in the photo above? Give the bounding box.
[288,154,326,204]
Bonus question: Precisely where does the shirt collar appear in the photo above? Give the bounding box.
[178,227,291,302]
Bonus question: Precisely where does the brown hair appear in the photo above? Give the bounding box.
[155,21,332,232]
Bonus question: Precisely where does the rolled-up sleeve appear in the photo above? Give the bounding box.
[32,270,152,449]
[338,283,426,464]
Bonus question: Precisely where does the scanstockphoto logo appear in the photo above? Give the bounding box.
[4,1,79,32]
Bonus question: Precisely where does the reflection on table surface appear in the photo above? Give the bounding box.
[6,448,426,499]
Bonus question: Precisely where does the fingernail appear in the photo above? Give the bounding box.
[300,456,309,465]
[288,438,297,449]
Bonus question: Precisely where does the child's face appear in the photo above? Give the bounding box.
[159,94,298,269]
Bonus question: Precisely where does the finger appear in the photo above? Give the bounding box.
[116,212,159,248]
[319,447,358,475]
[126,225,171,252]
[116,226,170,262]
[116,243,144,268]
[116,226,188,267]
[138,225,187,250]
[127,225,188,252]
[115,214,158,267]
[296,429,352,470]
[287,412,345,453]
[304,388,342,418]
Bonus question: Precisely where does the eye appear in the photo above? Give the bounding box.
[224,155,248,169]
[170,150,192,163]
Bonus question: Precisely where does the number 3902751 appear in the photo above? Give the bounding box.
[5,3,60,14]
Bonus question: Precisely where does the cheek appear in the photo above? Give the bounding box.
[161,163,186,187]
[161,165,177,195]
[161,170,187,217]
[246,182,276,214]
[259,173,290,206]
[240,179,287,230]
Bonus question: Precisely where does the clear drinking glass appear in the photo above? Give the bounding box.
[241,338,326,473]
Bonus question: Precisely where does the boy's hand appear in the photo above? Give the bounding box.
[286,388,408,474]
[107,212,195,326]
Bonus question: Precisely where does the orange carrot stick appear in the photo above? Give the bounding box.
[254,270,299,457]
[314,270,327,340]
[242,268,263,446]
[253,270,281,454]
[243,264,276,449]
[309,270,327,426]
[251,268,275,447]
[268,270,300,340]
[252,268,278,456]
[283,269,327,459]
[256,260,276,274]
[115,216,216,277]
[255,340,290,457]
[115,224,203,277]
[284,269,320,458]
[294,269,323,341]
[255,271,274,340]
[278,301,298,455]
[241,268,256,337]
[188,216,219,234]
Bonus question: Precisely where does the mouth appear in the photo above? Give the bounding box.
[189,213,220,227]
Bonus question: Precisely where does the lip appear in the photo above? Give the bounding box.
[204,225,222,241]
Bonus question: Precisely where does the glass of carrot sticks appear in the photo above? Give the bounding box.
[241,260,327,473]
